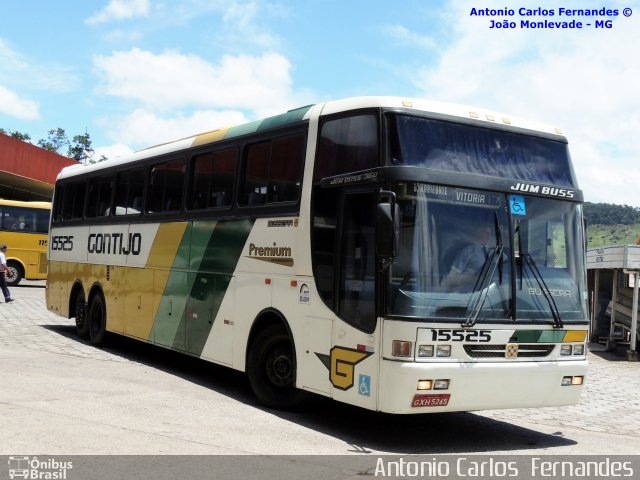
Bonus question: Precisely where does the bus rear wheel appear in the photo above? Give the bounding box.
[247,324,308,410]
[74,291,89,338]
[88,292,107,346]
[6,261,23,286]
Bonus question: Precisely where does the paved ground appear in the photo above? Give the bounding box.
[1,281,638,456]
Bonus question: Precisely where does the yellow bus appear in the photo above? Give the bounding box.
[0,199,51,285]
[46,97,588,413]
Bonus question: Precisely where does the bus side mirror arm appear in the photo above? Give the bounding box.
[376,190,400,268]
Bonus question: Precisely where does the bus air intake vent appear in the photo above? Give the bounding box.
[463,344,555,358]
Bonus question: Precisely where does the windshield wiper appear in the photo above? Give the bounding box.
[514,222,563,328]
[520,253,564,329]
[463,216,504,328]
[463,245,503,328]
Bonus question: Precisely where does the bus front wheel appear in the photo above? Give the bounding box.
[88,292,107,346]
[247,324,308,410]
[6,261,23,286]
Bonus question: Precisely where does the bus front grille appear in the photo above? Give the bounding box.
[463,344,555,358]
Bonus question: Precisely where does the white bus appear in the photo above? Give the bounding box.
[47,97,588,413]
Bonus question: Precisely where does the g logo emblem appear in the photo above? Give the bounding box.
[329,346,372,390]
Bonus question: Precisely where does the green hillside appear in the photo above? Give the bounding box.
[586,223,640,249]
[583,203,640,249]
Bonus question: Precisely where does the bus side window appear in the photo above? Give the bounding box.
[241,133,305,206]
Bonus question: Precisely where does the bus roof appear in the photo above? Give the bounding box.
[0,198,52,209]
[56,96,567,181]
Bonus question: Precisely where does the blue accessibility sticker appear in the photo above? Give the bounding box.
[510,195,526,215]
[359,374,371,396]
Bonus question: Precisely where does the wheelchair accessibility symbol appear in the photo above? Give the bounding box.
[359,374,371,397]
[510,195,526,215]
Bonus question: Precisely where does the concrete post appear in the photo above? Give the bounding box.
[627,272,639,361]
[606,269,618,351]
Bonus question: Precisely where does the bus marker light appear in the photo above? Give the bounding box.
[417,380,433,390]
[434,379,450,390]
[290,280,297,287]
[436,345,451,357]
[560,345,573,356]
[418,345,434,357]
[265,278,271,285]
[392,340,412,357]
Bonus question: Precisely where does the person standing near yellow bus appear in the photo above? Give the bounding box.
[0,244,15,303]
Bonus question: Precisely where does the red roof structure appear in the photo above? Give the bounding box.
[0,132,77,201]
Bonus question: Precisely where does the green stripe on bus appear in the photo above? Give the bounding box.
[223,105,313,140]
[509,330,567,343]
[183,218,254,356]
[150,223,195,349]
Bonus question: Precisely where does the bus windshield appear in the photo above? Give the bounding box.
[388,114,576,187]
[388,182,588,324]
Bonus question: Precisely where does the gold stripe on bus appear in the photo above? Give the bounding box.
[191,128,230,148]
[147,222,189,328]
[563,330,587,343]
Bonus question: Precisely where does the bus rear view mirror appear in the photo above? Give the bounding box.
[376,202,400,260]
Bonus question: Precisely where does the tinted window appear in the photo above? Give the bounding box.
[115,168,145,215]
[61,182,87,220]
[147,159,186,213]
[0,206,49,233]
[86,175,113,218]
[315,115,378,180]
[189,148,237,209]
[242,134,305,206]
[389,114,576,187]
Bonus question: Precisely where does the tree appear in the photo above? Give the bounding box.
[37,128,69,154]
[68,133,96,163]
[0,128,32,142]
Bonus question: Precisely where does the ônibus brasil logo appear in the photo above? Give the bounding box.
[8,456,73,479]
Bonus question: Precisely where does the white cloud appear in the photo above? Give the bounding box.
[93,143,133,162]
[86,0,150,25]
[99,108,248,150]
[402,0,640,206]
[382,25,438,51]
[0,84,40,120]
[93,48,308,118]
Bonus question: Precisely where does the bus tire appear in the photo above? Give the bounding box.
[247,324,308,410]
[6,261,23,286]
[88,291,107,346]
[74,291,89,338]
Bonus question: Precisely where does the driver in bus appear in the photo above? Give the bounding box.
[442,224,494,291]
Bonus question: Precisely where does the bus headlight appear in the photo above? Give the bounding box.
[560,345,573,356]
[562,375,584,386]
[433,379,450,390]
[417,379,433,390]
[573,344,585,355]
[436,345,451,357]
[418,345,434,357]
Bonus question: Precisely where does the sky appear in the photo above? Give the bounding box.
[0,0,638,206]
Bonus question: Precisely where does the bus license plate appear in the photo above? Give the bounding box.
[411,393,451,408]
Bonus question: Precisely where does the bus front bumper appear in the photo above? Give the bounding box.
[378,358,588,414]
